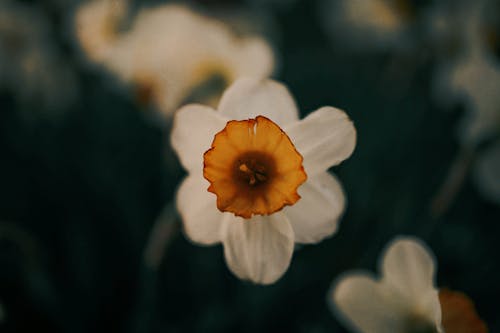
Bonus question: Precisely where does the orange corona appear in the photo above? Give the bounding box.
[439,289,488,333]
[203,116,307,218]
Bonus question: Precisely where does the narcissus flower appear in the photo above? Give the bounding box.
[171,78,356,284]
[430,0,500,205]
[434,6,500,146]
[75,1,274,115]
[331,237,488,333]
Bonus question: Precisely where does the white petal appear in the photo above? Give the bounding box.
[411,289,443,333]
[285,172,345,244]
[381,237,438,305]
[230,38,275,79]
[221,212,294,284]
[75,0,127,62]
[176,175,224,245]
[217,77,299,127]
[332,273,409,333]
[284,106,356,176]
[171,104,228,174]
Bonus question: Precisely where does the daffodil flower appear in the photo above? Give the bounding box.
[75,1,274,115]
[430,0,500,205]
[439,0,500,140]
[331,237,488,333]
[438,47,500,204]
[171,77,356,284]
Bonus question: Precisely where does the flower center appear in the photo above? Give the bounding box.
[203,116,307,219]
[236,152,272,186]
[239,162,266,185]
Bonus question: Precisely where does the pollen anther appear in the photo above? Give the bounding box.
[238,160,268,185]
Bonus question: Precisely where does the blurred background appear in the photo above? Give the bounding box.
[0,0,499,332]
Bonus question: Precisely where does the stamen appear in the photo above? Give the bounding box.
[239,163,251,173]
[239,161,268,186]
[255,172,267,182]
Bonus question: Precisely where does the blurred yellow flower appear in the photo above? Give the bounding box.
[171,77,356,284]
[75,0,275,115]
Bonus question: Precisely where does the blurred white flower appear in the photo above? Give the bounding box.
[332,237,443,333]
[75,0,275,115]
[171,77,356,284]
[331,236,487,333]
[321,0,416,51]
[431,0,500,145]
[438,51,500,145]
[74,0,127,63]
[0,1,77,112]
[430,0,500,205]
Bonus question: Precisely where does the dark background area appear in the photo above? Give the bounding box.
[1,0,499,332]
